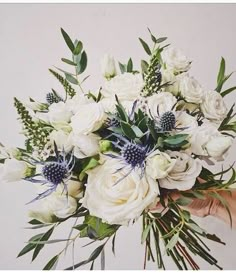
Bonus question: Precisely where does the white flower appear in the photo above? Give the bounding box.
[0,159,31,182]
[162,47,191,73]
[71,133,100,158]
[56,179,83,199]
[159,152,202,191]
[101,54,117,79]
[190,122,233,160]
[82,158,159,225]
[146,92,177,118]
[24,100,47,111]
[100,97,134,114]
[200,90,227,122]
[174,111,198,137]
[146,150,176,179]
[205,136,233,161]
[65,94,94,114]
[102,73,144,101]
[178,74,204,104]
[49,130,73,153]
[29,193,77,223]
[70,102,106,135]
[161,68,179,96]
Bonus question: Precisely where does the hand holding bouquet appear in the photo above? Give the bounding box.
[0,28,235,270]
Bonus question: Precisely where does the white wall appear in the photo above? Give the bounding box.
[0,3,236,270]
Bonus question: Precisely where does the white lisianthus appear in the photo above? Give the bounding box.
[102,73,144,101]
[65,94,94,114]
[146,92,177,118]
[49,130,73,153]
[174,111,198,137]
[45,102,73,131]
[101,54,117,79]
[190,122,233,160]
[200,90,227,122]
[159,152,202,191]
[24,100,48,111]
[70,102,106,135]
[82,158,159,225]
[162,47,191,73]
[100,97,134,115]
[205,136,233,161]
[29,193,77,223]
[161,68,179,96]
[146,150,176,179]
[71,133,100,158]
[178,74,204,104]
[0,159,32,182]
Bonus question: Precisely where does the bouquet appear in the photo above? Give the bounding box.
[0,28,235,270]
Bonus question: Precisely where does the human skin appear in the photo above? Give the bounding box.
[154,189,236,229]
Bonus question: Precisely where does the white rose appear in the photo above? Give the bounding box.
[101,54,117,79]
[146,150,176,179]
[205,136,233,161]
[174,111,198,137]
[159,152,202,191]
[70,102,106,135]
[200,90,227,122]
[162,47,191,73]
[29,193,77,223]
[0,159,31,182]
[71,133,100,158]
[82,158,159,225]
[102,73,144,101]
[178,74,204,104]
[49,130,73,153]
[146,92,177,118]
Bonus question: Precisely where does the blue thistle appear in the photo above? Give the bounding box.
[25,145,75,203]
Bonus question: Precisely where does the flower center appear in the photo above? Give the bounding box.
[42,162,68,185]
[121,143,146,167]
[159,111,176,131]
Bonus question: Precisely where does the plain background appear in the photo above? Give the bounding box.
[0,3,236,270]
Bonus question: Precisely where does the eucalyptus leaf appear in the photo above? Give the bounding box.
[175,197,192,206]
[127,58,133,72]
[139,38,151,55]
[166,233,179,250]
[61,28,75,53]
[65,73,78,85]
[164,134,188,145]
[61,58,77,66]
[119,62,126,74]
[73,41,83,55]
[77,51,87,74]
[121,121,136,140]
[141,60,149,74]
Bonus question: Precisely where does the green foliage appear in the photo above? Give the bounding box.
[79,215,119,240]
[49,69,76,98]
[118,58,135,74]
[218,104,236,134]
[43,255,59,270]
[14,98,50,150]
[216,57,235,94]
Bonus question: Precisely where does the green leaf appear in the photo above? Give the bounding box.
[221,86,236,97]
[147,27,157,43]
[139,38,151,55]
[61,58,77,66]
[73,41,83,55]
[101,249,105,270]
[166,233,179,250]
[116,104,128,122]
[188,223,205,234]
[164,134,189,145]
[132,126,144,138]
[119,62,126,74]
[175,197,192,206]
[29,219,43,225]
[81,215,118,240]
[217,57,225,86]
[112,234,116,256]
[79,157,99,181]
[156,37,167,43]
[181,210,190,222]
[32,226,54,261]
[77,51,87,74]
[141,60,149,74]
[61,28,75,53]
[17,233,44,258]
[121,121,136,140]
[141,223,152,244]
[127,58,133,72]
[73,224,87,231]
[65,73,78,85]
[43,255,59,270]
